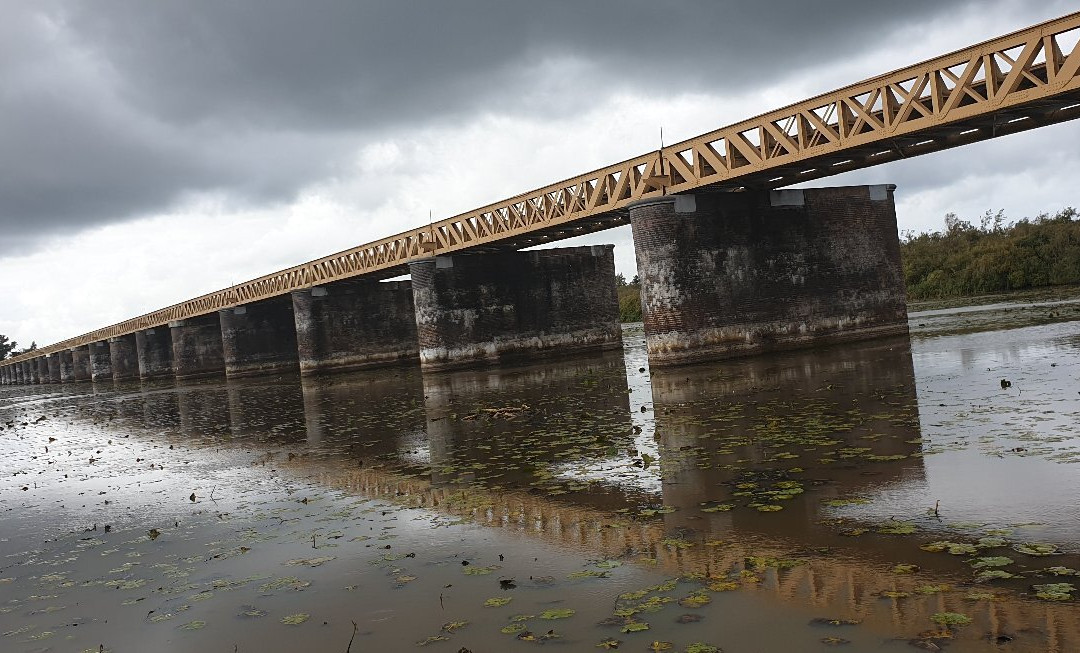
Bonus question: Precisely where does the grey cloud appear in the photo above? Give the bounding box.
[0,0,1066,254]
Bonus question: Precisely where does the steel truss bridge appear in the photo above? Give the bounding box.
[4,11,1080,368]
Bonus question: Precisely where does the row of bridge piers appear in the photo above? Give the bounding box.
[1,185,909,386]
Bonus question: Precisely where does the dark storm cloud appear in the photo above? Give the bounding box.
[0,0,1030,254]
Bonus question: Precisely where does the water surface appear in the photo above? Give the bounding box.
[2,292,1080,652]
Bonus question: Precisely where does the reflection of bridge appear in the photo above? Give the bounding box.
[4,12,1080,384]
[304,464,1080,650]
[63,340,1080,648]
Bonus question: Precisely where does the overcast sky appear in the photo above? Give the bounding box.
[2,0,1079,348]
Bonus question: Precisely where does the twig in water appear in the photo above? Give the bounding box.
[346,620,358,653]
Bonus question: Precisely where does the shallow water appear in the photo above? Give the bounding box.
[2,293,1080,653]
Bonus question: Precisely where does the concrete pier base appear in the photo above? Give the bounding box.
[109,334,139,381]
[629,186,908,367]
[89,341,113,381]
[46,354,60,383]
[136,328,174,380]
[170,315,225,380]
[409,245,621,371]
[58,350,75,382]
[219,296,300,377]
[72,346,92,381]
[1,367,10,385]
[291,280,419,375]
[31,358,44,384]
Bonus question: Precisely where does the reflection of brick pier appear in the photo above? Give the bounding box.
[302,464,1079,650]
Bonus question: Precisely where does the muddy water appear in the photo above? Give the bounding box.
[3,292,1080,652]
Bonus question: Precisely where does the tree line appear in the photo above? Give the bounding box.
[0,335,36,360]
[900,207,1080,300]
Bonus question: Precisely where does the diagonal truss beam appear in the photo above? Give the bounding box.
[5,12,1080,367]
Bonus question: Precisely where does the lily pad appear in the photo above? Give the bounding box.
[970,556,1013,569]
[463,565,500,575]
[810,618,861,627]
[281,613,309,625]
[877,521,916,535]
[540,608,575,620]
[930,612,971,626]
[1045,566,1080,576]
[1013,542,1060,556]
[920,541,976,555]
[1032,583,1075,601]
[484,597,512,607]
